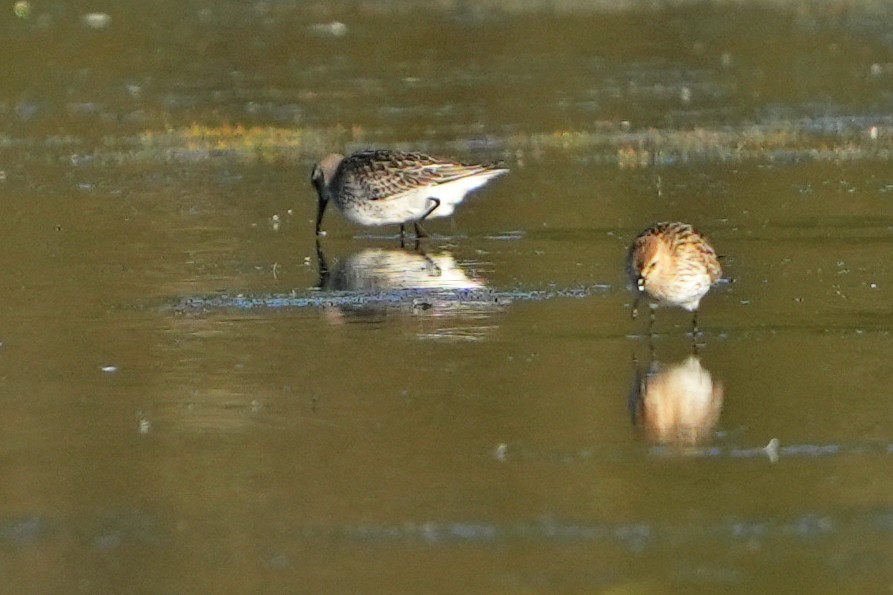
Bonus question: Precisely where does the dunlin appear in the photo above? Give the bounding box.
[311,149,508,240]
[627,221,721,332]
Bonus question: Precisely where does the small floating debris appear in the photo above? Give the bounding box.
[100,365,118,373]
[308,21,347,37]
[765,438,779,463]
[13,1,30,19]
[82,12,111,29]
[138,418,151,434]
[484,231,525,241]
[493,443,509,462]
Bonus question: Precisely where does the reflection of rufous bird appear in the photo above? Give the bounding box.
[311,149,508,240]
[627,221,722,332]
[631,355,723,446]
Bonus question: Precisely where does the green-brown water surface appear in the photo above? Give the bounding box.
[2,2,893,592]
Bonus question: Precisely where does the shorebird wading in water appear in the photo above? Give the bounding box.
[627,221,722,333]
[311,149,508,241]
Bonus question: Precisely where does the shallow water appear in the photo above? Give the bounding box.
[3,1,893,592]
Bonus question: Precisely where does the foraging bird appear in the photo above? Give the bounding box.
[627,221,722,332]
[310,149,508,241]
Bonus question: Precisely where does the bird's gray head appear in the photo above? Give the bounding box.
[311,153,344,235]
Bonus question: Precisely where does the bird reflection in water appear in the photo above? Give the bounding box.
[315,240,500,339]
[630,354,724,447]
[316,240,484,292]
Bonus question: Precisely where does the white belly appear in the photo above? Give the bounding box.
[340,188,459,226]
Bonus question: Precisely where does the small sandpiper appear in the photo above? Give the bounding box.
[627,221,722,333]
[311,149,508,241]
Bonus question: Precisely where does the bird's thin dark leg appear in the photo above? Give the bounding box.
[414,244,442,276]
[690,310,703,353]
[690,333,701,356]
[420,198,442,221]
[413,221,429,239]
[399,224,406,248]
[414,198,442,239]
[628,352,646,428]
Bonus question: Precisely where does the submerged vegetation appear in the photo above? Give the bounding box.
[3,0,893,169]
[8,117,893,169]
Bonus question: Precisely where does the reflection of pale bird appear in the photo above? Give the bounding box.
[315,246,501,341]
[632,355,723,446]
[319,247,485,293]
[311,149,508,240]
[627,221,721,331]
